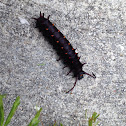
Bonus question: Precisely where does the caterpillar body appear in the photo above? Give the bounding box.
[33,12,96,93]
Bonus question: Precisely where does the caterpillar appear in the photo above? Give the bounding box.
[33,12,96,93]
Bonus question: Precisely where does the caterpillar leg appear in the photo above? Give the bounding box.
[57,57,61,61]
[47,15,50,19]
[84,72,96,78]
[67,70,72,75]
[82,63,87,65]
[66,77,78,93]
[40,11,44,17]
[63,66,67,69]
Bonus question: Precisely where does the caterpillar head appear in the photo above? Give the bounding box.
[78,71,85,80]
[78,71,96,80]
[33,12,48,29]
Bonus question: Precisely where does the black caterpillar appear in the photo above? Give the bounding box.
[33,12,96,93]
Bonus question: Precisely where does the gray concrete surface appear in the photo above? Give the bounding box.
[0,0,126,126]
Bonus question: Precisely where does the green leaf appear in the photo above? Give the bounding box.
[94,114,100,122]
[0,95,6,126]
[88,112,100,126]
[4,96,20,126]
[88,117,93,126]
[60,123,63,126]
[92,112,97,122]
[53,121,58,126]
[28,108,42,126]
[92,112,99,122]
[31,120,40,126]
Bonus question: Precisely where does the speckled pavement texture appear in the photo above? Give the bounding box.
[0,0,126,126]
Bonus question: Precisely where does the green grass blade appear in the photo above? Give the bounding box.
[94,114,100,122]
[31,120,40,126]
[88,112,100,126]
[88,117,93,126]
[4,96,20,126]
[28,108,42,126]
[92,112,99,122]
[85,109,88,119]
[60,123,63,126]
[0,95,6,126]
[37,63,44,66]
[53,122,57,126]
[92,112,97,122]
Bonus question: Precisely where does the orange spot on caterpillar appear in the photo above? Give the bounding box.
[75,53,78,55]
[80,74,83,76]
[51,35,54,37]
[58,30,60,32]
[57,41,59,43]
[52,24,54,26]
[72,48,74,50]
[65,53,67,54]
[46,28,48,30]
[64,36,65,38]
[61,47,63,49]
[68,43,70,45]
